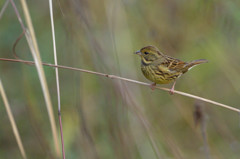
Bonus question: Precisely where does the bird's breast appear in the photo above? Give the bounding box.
[141,64,179,84]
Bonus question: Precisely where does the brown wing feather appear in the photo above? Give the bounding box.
[162,56,187,72]
[150,56,184,81]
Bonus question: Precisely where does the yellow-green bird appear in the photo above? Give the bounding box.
[135,45,208,94]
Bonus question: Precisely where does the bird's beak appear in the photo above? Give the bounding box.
[135,50,141,55]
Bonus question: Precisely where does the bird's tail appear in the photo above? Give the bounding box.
[183,59,208,73]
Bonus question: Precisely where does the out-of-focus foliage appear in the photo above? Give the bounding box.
[1,0,240,158]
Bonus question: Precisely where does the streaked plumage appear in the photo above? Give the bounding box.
[135,45,208,94]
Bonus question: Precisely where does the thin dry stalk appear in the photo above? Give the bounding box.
[193,102,210,159]
[115,82,163,158]
[0,0,9,19]
[0,79,27,159]
[48,0,65,158]
[10,0,60,156]
[0,58,239,114]
[130,98,163,159]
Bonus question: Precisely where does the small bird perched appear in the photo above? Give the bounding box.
[135,45,208,94]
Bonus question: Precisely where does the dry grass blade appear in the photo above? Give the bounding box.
[0,79,27,159]
[0,58,239,114]
[193,102,210,159]
[0,0,9,19]
[15,0,60,156]
[49,0,60,111]
[48,0,65,158]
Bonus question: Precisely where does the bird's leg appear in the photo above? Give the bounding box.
[169,80,177,95]
[150,83,156,90]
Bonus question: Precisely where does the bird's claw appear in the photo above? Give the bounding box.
[169,89,174,95]
[149,83,156,90]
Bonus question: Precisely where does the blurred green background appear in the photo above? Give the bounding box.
[1,0,240,158]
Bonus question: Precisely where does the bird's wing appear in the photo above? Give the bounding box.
[154,56,187,73]
[150,58,183,81]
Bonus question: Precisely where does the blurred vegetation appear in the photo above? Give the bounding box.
[1,0,240,158]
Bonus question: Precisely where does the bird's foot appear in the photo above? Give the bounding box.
[169,88,175,95]
[169,80,176,95]
[150,83,156,90]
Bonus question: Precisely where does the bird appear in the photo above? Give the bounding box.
[135,45,208,94]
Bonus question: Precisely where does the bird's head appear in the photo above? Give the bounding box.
[135,45,163,64]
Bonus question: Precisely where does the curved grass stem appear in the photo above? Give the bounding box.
[0,57,239,114]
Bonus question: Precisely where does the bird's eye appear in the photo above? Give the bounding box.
[144,52,149,55]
